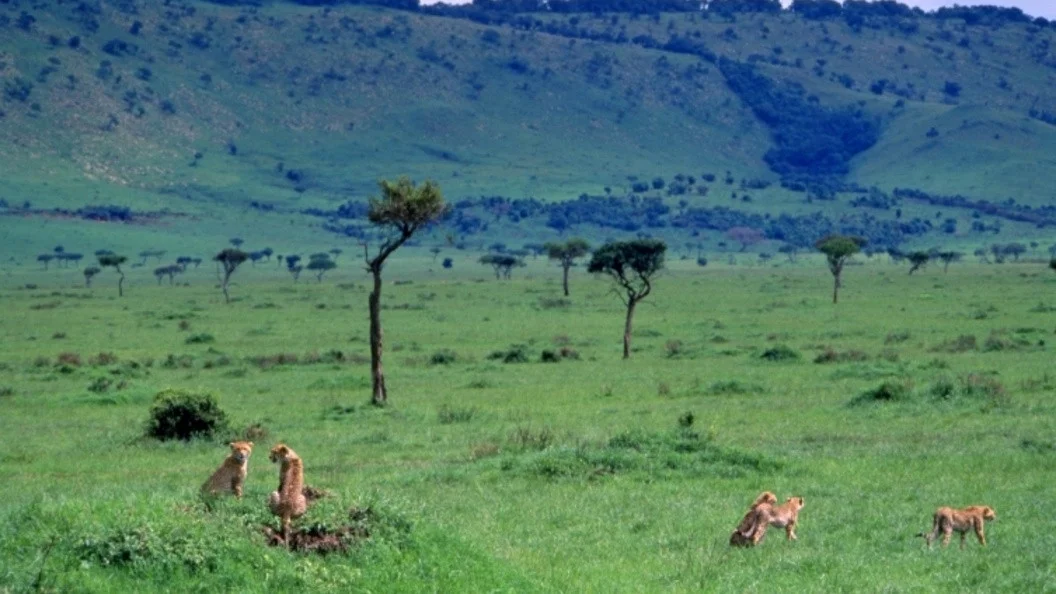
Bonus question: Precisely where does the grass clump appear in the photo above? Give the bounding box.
[185,333,215,345]
[760,344,800,362]
[931,334,977,353]
[511,428,781,479]
[146,389,229,441]
[437,404,476,424]
[486,344,529,363]
[429,349,459,365]
[706,380,765,395]
[850,378,915,405]
[813,347,868,364]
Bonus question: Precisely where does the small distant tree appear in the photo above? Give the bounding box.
[285,255,302,282]
[249,251,264,266]
[725,226,764,252]
[778,244,799,263]
[523,243,546,259]
[1005,242,1026,262]
[37,254,54,270]
[154,264,182,285]
[261,247,273,261]
[907,251,930,274]
[191,257,202,269]
[329,248,343,260]
[229,237,244,248]
[479,254,524,279]
[938,251,962,273]
[974,248,991,264]
[588,239,666,359]
[307,256,336,282]
[545,238,591,296]
[429,246,442,262]
[816,235,864,304]
[442,257,453,269]
[66,253,84,268]
[363,177,447,406]
[176,256,193,270]
[83,266,100,288]
[214,248,248,303]
[98,253,128,296]
[990,244,1007,264]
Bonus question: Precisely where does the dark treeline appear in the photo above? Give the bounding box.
[307,193,935,249]
[893,189,1056,228]
[201,0,1050,27]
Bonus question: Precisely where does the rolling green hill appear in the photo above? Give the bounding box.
[2,0,1056,266]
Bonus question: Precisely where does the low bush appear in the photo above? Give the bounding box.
[437,404,476,424]
[487,345,529,363]
[851,378,915,404]
[429,349,458,365]
[146,389,229,441]
[185,333,215,345]
[760,344,800,362]
[931,334,976,353]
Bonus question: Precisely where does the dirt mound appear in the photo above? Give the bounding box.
[262,506,375,554]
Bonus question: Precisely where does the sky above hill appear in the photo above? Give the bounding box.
[420,0,1056,20]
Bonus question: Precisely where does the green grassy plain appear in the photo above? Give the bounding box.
[1,256,1054,592]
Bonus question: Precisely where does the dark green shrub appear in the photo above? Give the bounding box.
[760,344,800,361]
[487,344,529,363]
[429,349,458,365]
[146,389,229,441]
[185,333,215,345]
[852,379,915,404]
[540,349,560,363]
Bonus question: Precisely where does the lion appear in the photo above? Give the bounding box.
[730,491,777,547]
[737,496,805,546]
[267,443,308,544]
[200,441,253,498]
[917,505,995,549]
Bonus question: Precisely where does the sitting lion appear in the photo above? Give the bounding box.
[918,505,995,548]
[201,441,253,498]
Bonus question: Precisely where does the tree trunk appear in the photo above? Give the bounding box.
[832,273,839,304]
[157,276,163,285]
[222,273,230,304]
[117,270,125,297]
[369,267,387,406]
[562,263,570,297]
[623,297,638,359]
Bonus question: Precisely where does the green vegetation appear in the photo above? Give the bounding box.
[1,261,1054,591]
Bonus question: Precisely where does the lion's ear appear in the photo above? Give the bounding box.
[229,442,236,447]
[248,442,254,447]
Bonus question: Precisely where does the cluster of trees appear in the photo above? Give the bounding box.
[892,189,1056,229]
[717,58,879,181]
[37,246,84,269]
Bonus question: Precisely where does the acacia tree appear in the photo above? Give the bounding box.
[726,226,764,252]
[37,254,54,270]
[363,177,447,406]
[588,239,666,359]
[938,251,962,273]
[815,235,863,304]
[154,264,182,285]
[545,238,591,296]
[907,251,930,274]
[97,254,128,296]
[83,266,100,288]
[307,255,337,282]
[214,248,248,303]
[285,255,303,282]
[479,254,524,279]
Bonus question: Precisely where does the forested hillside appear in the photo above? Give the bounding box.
[2,0,1056,257]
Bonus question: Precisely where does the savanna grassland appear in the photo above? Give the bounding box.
[1,255,1054,592]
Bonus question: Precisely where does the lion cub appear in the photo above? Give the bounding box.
[201,441,253,498]
[267,443,308,544]
[737,496,805,546]
[730,491,777,547]
[918,505,996,549]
